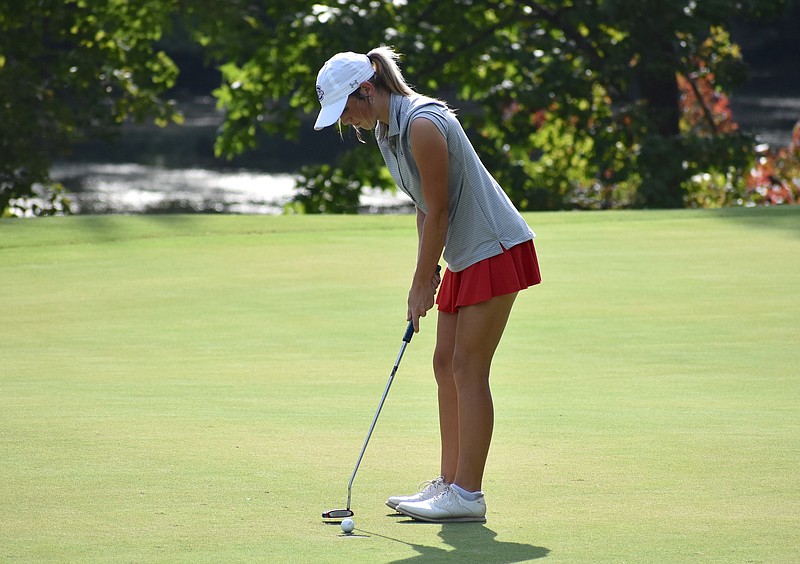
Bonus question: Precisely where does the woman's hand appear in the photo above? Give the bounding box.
[407,267,442,333]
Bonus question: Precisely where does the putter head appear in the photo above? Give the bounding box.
[322,508,354,520]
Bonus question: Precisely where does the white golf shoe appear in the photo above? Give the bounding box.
[396,485,487,523]
[386,476,448,511]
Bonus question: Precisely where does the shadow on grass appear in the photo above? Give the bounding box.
[710,206,800,239]
[61,213,206,248]
[363,521,550,563]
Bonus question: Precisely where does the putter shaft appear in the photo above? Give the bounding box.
[325,265,440,518]
[345,328,412,510]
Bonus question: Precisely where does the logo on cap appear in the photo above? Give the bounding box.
[316,85,324,102]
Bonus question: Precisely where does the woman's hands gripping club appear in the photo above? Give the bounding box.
[407,264,442,334]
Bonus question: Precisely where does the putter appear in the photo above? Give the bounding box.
[323,265,440,520]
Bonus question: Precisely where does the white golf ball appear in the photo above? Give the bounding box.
[340,518,355,533]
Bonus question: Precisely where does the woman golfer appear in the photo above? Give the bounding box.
[314,47,541,523]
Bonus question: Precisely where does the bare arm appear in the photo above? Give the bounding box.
[416,206,426,258]
[407,117,448,331]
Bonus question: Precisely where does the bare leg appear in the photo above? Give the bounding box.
[433,310,458,483]
[451,292,517,492]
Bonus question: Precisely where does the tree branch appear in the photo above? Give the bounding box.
[681,71,718,135]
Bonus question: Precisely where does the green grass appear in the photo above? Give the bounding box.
[1,207,798,562]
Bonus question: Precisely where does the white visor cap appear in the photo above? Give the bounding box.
[314,52,374,130]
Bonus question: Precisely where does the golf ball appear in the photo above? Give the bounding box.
[340,518,355,533]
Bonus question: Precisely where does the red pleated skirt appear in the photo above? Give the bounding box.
[436,239,541,314]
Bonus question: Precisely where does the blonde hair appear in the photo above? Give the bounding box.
[366,46,416,97]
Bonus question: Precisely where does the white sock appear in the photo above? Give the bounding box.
[451,483,483,501]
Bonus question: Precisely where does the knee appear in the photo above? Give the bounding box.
[432,347,453,387]
[451,350,489,389]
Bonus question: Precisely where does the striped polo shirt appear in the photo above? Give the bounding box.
[376,93,534,272]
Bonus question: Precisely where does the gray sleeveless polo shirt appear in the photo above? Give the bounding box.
[376,93,534,272]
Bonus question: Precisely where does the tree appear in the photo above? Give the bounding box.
[207,0,789,210]
[1,0,792,216]
[0,0,182,216]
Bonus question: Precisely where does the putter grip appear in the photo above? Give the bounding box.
[403,265,442,343]
[403,320,415,343]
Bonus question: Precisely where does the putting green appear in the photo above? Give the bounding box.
[1,208,798,562]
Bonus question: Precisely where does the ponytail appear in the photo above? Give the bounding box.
[366,46,415,96]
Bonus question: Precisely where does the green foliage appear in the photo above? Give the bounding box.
[0,0,181,216]
[289,147,392,214]
[684,122,800,208]
[202,0,791,212]
[291,164,362,214]
[0,0,795,215]
[675,26,800,208]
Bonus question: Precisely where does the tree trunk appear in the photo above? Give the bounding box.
[631,6,686,208]
[637,70,685,208]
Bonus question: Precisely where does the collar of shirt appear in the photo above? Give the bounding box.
[387,93,407,139]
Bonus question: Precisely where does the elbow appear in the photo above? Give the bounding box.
[432,204,448,224]
[427,206,448,235]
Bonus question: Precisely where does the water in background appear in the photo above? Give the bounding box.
[53,162,411,215]
[54,90,798,215]
[729,94,800,148]
[53,96,413,215]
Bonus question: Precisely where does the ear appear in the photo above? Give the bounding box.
[359,82,374,96]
